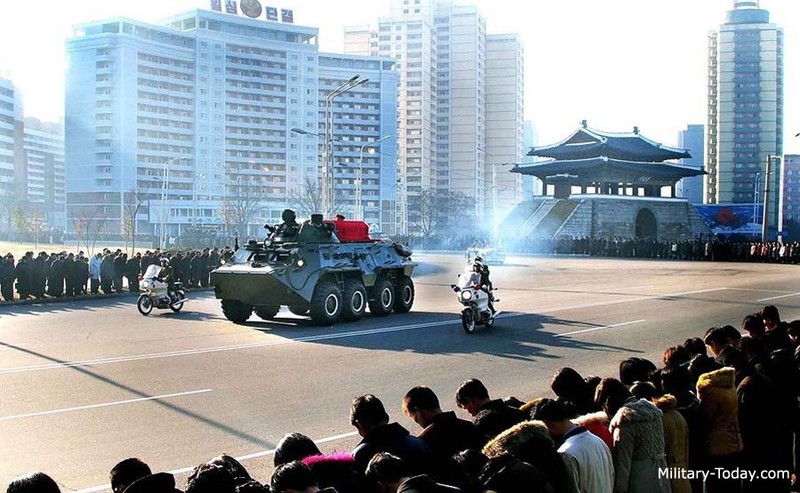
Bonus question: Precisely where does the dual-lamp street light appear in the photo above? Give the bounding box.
[338,135,392,221]
[293,75,369,218]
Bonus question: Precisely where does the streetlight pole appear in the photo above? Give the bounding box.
[160,156,184,250]
[762,155,779,242]
[323,75,369,217]
[354,135,391,221]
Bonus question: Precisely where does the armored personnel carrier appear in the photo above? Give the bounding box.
[210,212,416,326]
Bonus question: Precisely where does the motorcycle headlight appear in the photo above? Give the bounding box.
[460,290,472,302]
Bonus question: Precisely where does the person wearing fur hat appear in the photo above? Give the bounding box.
[594,378,670,493]
[482,421,577,493]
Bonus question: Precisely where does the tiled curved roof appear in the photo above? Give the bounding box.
[527,126,692,162]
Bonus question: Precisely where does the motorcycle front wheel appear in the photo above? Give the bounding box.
[137,295,153,316]
[461,308,476,334]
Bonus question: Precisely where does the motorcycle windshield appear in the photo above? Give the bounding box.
[143,264,161,279]
[457,271,480,289]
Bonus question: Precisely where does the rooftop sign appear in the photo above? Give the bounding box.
[210,0,294,23]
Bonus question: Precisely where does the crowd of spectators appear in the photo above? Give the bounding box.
[399,232,800,264]
[7,306,800,493]
[0,247,234,303]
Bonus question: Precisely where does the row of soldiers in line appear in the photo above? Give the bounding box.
[0,246,233,302]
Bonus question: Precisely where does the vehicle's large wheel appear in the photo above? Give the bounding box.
[393,275,414,314]
[137,295,153,316]
[221,299,253,324]
[368,277,394,317]
[341,278,367,322]
[288,305,310,316]
[255,305,280,320]
[462,309,476,334]
[309,281,343,326]
[170,292,185,313]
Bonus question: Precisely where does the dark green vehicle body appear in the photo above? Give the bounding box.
[210,217,416,325]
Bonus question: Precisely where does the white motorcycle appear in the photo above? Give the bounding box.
[451,267,499,334]
[137,264,187,316]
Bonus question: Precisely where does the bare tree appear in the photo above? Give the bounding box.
[72,206,108,256]
[219,162,269,240]
[414,188,474,240]
[122,189,148,255]
[285,175,351,221]
[0,186,15,238]
[286,175,324,219]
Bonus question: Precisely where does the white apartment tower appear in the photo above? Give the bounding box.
[344,0,524,233]
[65,10,398,241]
[706,0,783,235]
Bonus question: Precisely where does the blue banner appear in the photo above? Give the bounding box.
[225,0,238,14]
[281,8,294,23]
[694,204,763,236]
[265,6,278,20]
[210,0,222,11]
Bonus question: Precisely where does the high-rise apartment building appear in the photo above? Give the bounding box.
[0,76,21,201]
[23,118,65,229]
[344,0,524,233]
[65,9,398,242]
[782,154,799,230]
[706,0,783,235]
[677,124,704,204]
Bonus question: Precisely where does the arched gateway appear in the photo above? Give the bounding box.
[635,208,657,238]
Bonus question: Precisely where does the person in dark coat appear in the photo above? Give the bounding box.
[684,336,722,387]
[200,249,211,287]
[63,253,77,296]
[760,305,792,353]
[6,471,61,493]
[549,367,601,417]
[49,254,65,297]
[350,394,430,476]
[77,252,89,294]
[189,252,203,288]
[365,452,461,493]
[33,252,49,298]
[14,253,32,299]
[0,253,15,301]
[126,253,141,293]
[113,252,127,292]
[101,251,115,294]
[402,386,487,482]
[454,379,526,440]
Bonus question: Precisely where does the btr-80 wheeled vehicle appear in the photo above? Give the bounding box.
[210,212,416,326]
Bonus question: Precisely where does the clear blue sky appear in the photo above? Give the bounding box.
[0,0,797,151]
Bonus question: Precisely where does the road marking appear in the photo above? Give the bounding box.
[1,287,728,375]
[556,319,646,337]
[0,389,211,422]
[756,292,800,302]
[76,431,359,493]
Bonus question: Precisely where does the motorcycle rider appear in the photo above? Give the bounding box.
[157,258,176,302]
[472,257,495,314]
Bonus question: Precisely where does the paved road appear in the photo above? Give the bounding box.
[1,254,799,491]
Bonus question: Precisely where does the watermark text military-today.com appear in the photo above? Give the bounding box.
[659,468,791,482]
